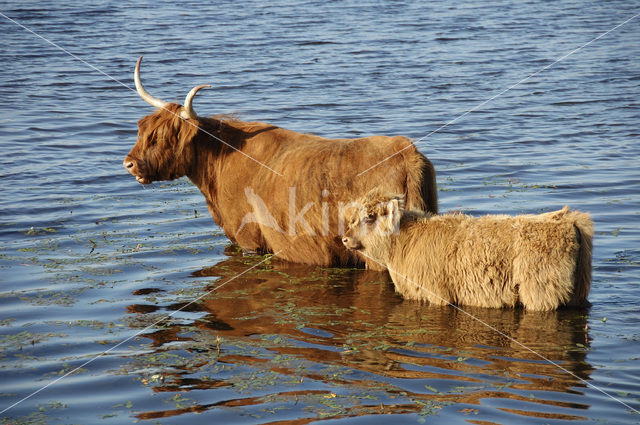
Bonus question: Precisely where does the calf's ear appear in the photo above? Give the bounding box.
[385,199,402,230]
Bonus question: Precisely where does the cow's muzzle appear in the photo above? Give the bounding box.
[123,158,151,185]
[342,236,363,250]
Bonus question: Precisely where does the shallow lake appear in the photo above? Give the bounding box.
[1,1,639,423]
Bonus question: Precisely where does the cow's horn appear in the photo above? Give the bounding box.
[134,56,170,110]
[181,84,211,120]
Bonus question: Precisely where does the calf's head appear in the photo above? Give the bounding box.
[123,56,210,185]
[342,189,405,261]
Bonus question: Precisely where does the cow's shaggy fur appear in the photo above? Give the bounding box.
[342,189,593,310]
[125,104,437,268]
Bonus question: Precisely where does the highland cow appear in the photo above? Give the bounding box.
[124,57,437,267]
[342,189,593,310]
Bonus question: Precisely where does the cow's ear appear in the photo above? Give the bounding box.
[385,199,402,230]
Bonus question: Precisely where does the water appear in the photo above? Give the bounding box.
[1,0,639,423]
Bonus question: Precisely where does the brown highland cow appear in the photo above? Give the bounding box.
[124,57,437,267]
[342,189,593,310]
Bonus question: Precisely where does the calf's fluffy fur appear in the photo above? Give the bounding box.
[342,190,593,311]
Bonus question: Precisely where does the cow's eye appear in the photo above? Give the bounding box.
[364,214,376,224]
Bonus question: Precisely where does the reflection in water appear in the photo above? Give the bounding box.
[125,249,594,423]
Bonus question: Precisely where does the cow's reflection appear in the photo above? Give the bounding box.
[129,248,593,420]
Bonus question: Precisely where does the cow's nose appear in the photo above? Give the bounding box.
[342,237,349,244]
[123,160,134,170]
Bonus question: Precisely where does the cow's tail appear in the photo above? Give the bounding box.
[569,209,594,306]
[406,151,438,214]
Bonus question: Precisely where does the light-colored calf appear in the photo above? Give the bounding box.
[342,189,593,311]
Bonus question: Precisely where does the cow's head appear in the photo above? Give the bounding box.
[342,189,405,263]
[123,57,210,185]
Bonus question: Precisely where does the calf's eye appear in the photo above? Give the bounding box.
[364,214,376,224]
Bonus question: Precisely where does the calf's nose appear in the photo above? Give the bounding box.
[123,159,134,170]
